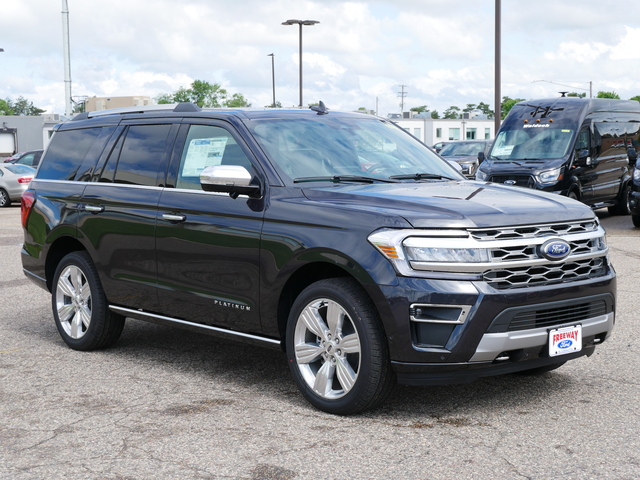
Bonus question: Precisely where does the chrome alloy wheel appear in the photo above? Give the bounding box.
[55,265,92,339]
[293,298,361,400]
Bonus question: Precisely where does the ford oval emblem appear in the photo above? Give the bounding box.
[539,239,571,261]
[558,339,573,349]
[504,180,517,186]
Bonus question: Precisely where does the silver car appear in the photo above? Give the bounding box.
[0,164,35,207]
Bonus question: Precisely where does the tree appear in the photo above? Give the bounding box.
[225,93,252,108]
[476,102,494,118]
[2,96,45,116]
[0,99,13,115]
[443,106,461,119]
[566,92,586,98]
[155,80,250,108]
[430,110,440,119]
[410,105,429,113]
[630,96,640,102]
[501,96,525,119]
[596,91,620,99]
[463,103,477,113]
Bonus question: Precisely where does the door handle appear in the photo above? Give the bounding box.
[81,205,104,213]
[161,213,186,223]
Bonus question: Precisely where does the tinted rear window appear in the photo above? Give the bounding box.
[38,128,103,180]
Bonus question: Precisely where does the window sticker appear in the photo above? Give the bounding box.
[494,145,514,155]
[181,137,228,176]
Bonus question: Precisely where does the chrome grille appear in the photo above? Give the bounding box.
[470,220,599,241]
[484,258,606,289]
[490,238,602,263]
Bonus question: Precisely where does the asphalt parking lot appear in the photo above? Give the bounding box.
[1,205,639,480]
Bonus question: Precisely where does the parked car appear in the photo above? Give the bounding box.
[10,149,43,168]
[4,152,26,163]
[21,103,615,415]
[432,141,448,153]
[477,97,638,215]
[0,164,35,207]
[438,140,492,178]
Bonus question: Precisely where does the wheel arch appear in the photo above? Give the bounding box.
[274,256,394,348]
[44,236,87,292]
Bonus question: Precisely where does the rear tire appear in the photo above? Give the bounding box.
[286,278,395,415]
[633,215,640,228]
[52,251,125,350]
[0,188,11,207]
[608,183,631,215]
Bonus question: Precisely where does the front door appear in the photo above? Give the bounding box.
[155,123,265,333]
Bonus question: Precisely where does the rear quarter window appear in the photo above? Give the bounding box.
[38,128,104,181]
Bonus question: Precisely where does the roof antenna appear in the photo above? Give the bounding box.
[559,91,568,97]
[310,101,329,115]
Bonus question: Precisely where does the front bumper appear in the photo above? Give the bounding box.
[375,267,615,385]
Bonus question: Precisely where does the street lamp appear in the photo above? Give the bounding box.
[282,19,319,108]
[267,53,276,108]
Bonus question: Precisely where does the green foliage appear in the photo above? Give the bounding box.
[410,105,429,113]
[155,80,251,108]
[1,96,45,116]
[630,96,640,102]
[476,102,494,118]
[443,106,461,119]
[566,92,586,98]
[501,96,525,119]
[0,99,12,115]
[596,91,620,99]
[430,110,440,119]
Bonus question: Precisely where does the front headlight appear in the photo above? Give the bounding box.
[368,229,490,276]
[475,168,488,181]
[633,168,640,182]
[537,167,562,186]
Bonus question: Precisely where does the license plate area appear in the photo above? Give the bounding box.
[549,324,582,357]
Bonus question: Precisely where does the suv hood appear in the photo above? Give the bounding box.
[482,157,566,175]
[302,180,593,229]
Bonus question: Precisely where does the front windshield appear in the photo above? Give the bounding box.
[490,126,575,160]
[439,142,485,157]
[246,115,462,181]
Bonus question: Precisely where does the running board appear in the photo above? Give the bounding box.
[109,305,282,349]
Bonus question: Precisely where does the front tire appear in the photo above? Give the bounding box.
[286,278,395,415]
[52,251,125,350]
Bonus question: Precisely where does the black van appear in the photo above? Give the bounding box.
[476,97,640,214]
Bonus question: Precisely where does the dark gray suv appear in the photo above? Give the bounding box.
[21,103,615,414]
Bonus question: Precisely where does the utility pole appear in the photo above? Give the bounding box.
[62,0,73,117]
[398,85,407,114]
[494,0,501,134]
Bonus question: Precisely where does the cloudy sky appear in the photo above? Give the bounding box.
[2,0,640,117]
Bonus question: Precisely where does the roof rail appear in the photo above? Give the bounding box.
[76,102,202,120]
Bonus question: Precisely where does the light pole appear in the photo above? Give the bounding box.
[282,19,319,108]
[267,53,276,107]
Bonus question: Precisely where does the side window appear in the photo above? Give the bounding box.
[101,125,173,186]
[176,125,254,190]
[37,128,103,180]
[575,128,590,151]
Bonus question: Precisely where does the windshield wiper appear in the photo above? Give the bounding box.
[293,175,401,184]
[389,173,452,181]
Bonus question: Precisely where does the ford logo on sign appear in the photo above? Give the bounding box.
[558,339,573,349]
[539,239,571,261]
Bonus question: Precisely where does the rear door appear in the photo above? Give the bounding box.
[79,121,178,311]
[155,121,265,333]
